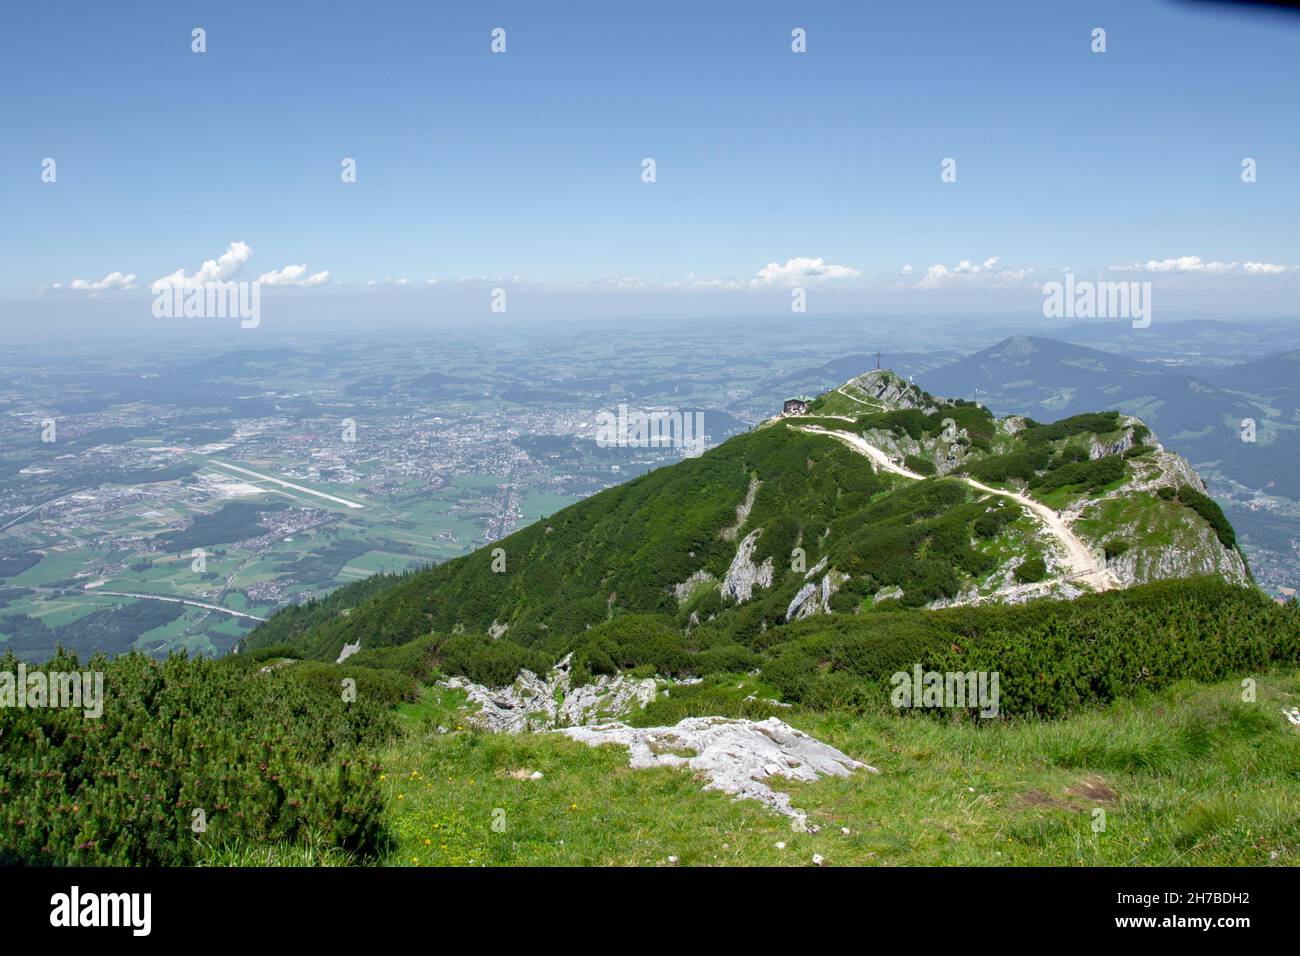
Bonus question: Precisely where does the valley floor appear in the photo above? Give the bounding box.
[357,671,1300,867]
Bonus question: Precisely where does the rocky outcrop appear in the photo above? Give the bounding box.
[673,568,717,603]
[872,584,903,603]
[721,475,760,542]
[785,571,843,621]
[853,424,972,476]
[1107,523,1249,587]
[488,619,509,639]
[1082,443,1250,588]
[721,529,774,603]
[446,664,877,825]
[802,555,828,579]
[558,716,876,828]
[1000,415,1029,436]
[846,370,941,414]
[926,577,1087,609]
[1125,447,1208,495]
[1089,428,1134,460]
[441,653,657,733]
[336,640,361,664]
[786,582,820,621]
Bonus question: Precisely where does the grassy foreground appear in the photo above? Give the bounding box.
[370,671,1300,867]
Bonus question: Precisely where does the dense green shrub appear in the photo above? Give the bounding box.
[345,635,441,682]
[1022,412,1124,445]
[1030,455,1125,493]
[628,674,781,726]
[1015,556,1047,583]
[761,578,1298,718]
[564,616,692,682]
[925,579,1293,717]
[966,445,1051,484]
[878,409,937,440]
[0,649,398,866]
[943,405,997,450]
[904,454,937,476]
[1104,538,1132,560]
[435,634,551,687]
[246,643,301,663]
[1047,444,1091,469]
[690,643,761,674]
[1174,485,1236,550]
[973,503,1018,539]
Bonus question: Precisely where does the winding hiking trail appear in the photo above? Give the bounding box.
[795,424,1118,596]
[836,385,887,410]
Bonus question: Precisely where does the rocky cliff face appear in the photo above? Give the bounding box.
[1081,443,1251,588]
[846,369,945,413]
[1107,526,1248,587]
[720,528,774,603]
[853,427,972,476]
[1090,428,1135,460]
[785,569,844,621]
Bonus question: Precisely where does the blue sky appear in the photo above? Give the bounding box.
[2,0,1298,325]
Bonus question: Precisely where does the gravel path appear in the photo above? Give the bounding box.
[796,425,1117,594]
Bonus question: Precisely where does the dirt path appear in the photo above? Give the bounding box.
[836,386,887,410]
[795,425,1117,594]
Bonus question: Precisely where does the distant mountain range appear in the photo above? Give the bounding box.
[916,334,1300,496]
[881,333,1300,594]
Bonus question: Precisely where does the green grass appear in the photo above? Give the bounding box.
[198,833,359,867]
[373,671,1300,866]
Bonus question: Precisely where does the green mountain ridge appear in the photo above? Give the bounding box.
[243,369,1250,666]
[12,370,1297,869]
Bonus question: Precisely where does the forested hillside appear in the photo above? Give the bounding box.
[245,372,1250,665]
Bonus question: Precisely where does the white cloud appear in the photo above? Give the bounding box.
[63,271,138,292]
[753,256,861,285]
[152,241,330,291]
[918,264,950,287]
[688,275,747,290]
[592,276,647,291]
[900,264,914,275]
[1109,255,1289,275]
[952,256,1001,274]
[258,264,330,287]
[910,256,1030,289]
[151,240,253,292]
